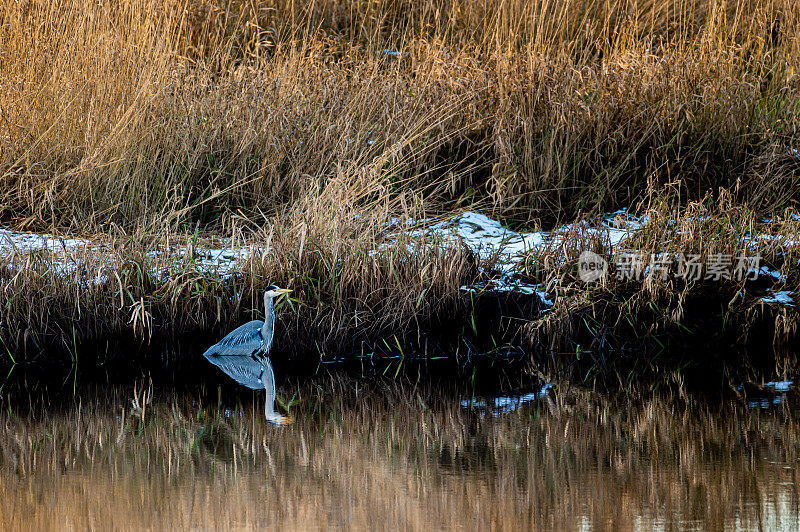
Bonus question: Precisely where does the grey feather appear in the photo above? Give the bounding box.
[207,320,265,356]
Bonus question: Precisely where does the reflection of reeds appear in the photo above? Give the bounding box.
[0,381,798,529]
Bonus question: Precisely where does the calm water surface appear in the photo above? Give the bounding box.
[0,377,798,530]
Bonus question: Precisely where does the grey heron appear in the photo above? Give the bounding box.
[202,285,294,425]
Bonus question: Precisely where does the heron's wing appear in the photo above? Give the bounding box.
[206,320,265,357]
[262,357,277,418]
[202,320,266,389]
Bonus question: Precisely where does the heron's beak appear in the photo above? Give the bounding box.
[277,288,292,294]
[270,415,294,426]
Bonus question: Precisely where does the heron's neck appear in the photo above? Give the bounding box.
[265,389,276,419]
[262,295,276,348]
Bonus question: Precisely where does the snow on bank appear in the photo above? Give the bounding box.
[0,227,108,281]
[409,211,544,272]
[759,290,795,306]
[1,211,644,306]
[153,245,252,278]
[405,210,644,306]
[0,209,796,311]
[408,210,643,273]
[0,228,96,254]
[0,228,252,282]
[410,210,799,309]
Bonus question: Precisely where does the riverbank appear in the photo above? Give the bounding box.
[0,205,798,389]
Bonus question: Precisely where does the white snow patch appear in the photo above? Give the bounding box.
[759,290,794,306]
[0,228,99,255]
[409,210,644,274]
[0,227,253,283]
[0,228,110,283]
[170,246,252,277]
[403,210,645,304]
[0,210,642,295]
[11,209,800,312]
[759,267,785,281]
[747,232,800,248]
[409,211,545,273]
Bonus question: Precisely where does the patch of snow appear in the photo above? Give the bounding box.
[759,267,784,281]
[171,246,252,277]
[412,210,644,273]
[403,210,645,303]
[603,210,646,246]
[747,233,800,247]
[0,226,253,284]
[0,228,111,285]
[0,228,98,254]
[759,290,794,306]
[409,211,545,273]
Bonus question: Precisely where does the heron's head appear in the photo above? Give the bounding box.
[267,413,294,426]
[264,285,292,299]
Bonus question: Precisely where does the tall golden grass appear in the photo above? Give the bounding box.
[1,0,800,372]
[2,0,799,230]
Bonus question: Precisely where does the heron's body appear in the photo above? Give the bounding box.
[202,320,268,389]
[202,287,292,425]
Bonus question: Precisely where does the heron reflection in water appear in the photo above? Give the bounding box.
[202,285,294,425]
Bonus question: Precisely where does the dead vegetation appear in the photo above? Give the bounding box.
[522,193,800,383]
[1,0,800,379]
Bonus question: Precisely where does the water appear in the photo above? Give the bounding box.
[0,377,798,530]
